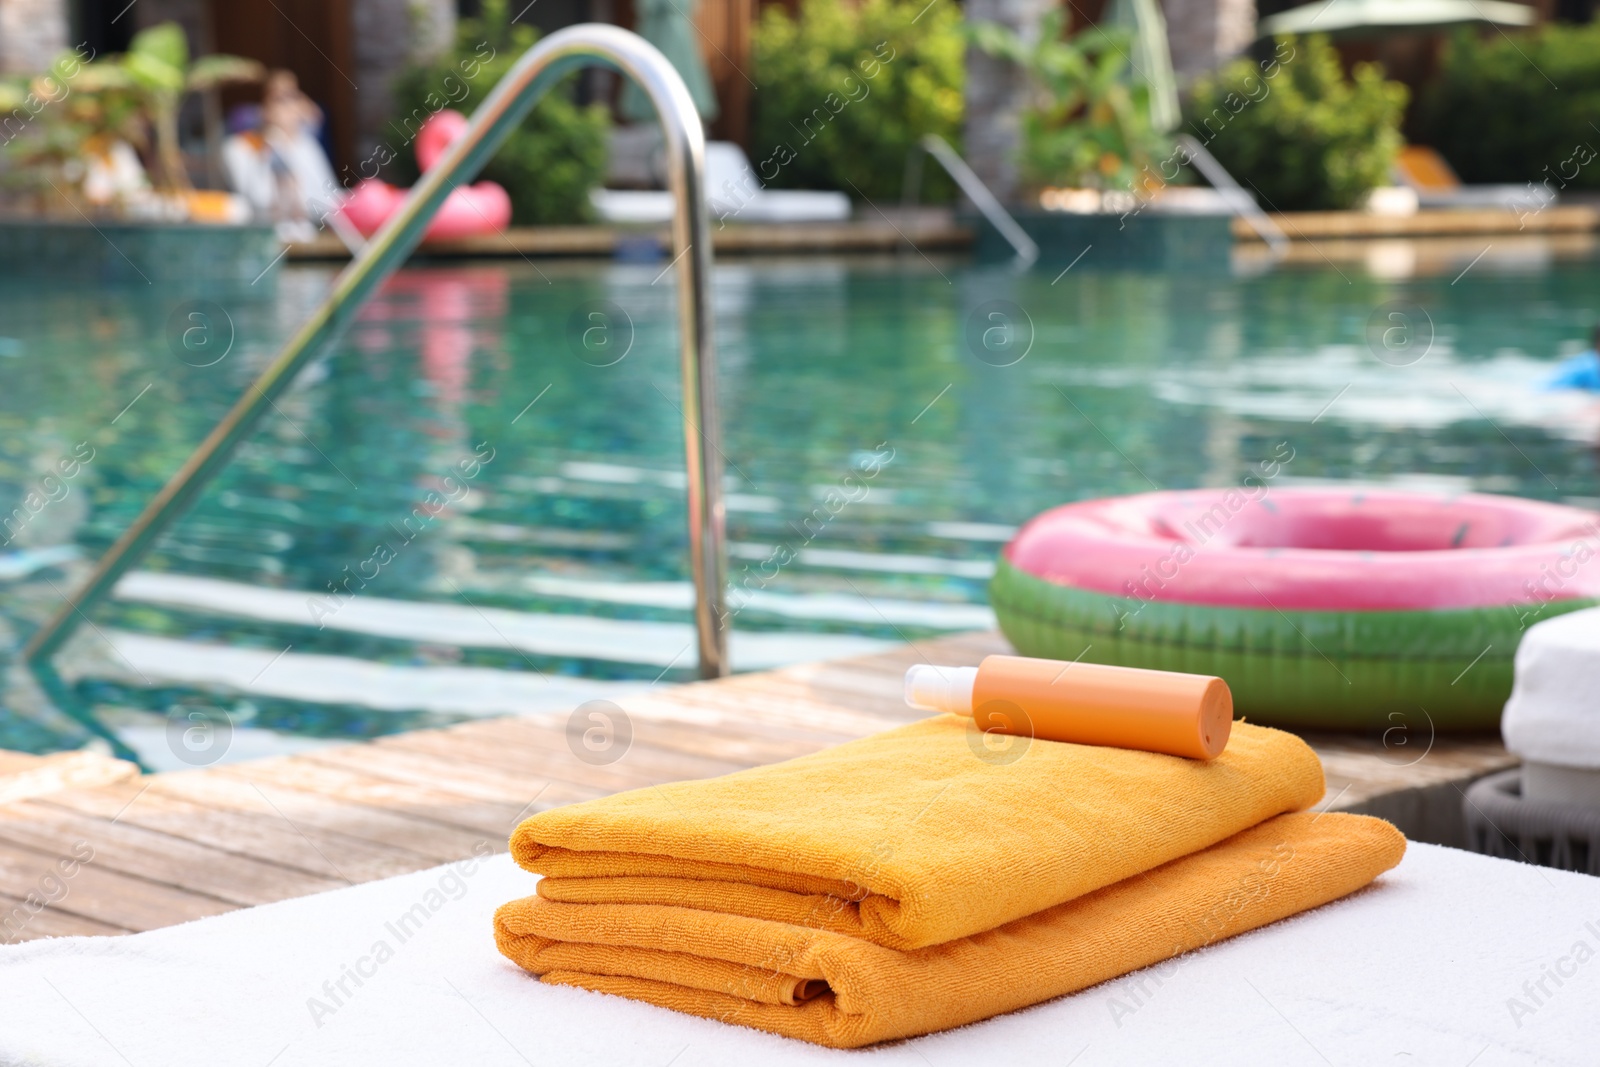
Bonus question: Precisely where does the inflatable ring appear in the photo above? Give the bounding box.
[990,487,1600,730]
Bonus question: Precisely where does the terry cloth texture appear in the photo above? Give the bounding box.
[510,716,1326,950]
[497,812,1405,1049]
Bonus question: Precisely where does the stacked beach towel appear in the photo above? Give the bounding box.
[494,715,1404,1048]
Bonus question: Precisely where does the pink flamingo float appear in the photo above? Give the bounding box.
[339,110,512,241]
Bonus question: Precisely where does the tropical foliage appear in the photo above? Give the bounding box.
[391,0,609,225]
[1415,23,1600,190]
[78,22,263,190]
[1184,35,1406,212]
[970,10,1169,193]
[750,0,964,201]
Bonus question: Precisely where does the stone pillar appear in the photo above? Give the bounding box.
[963,0,1057,206]
[0,0,68,74]
[1163,0,1257,83]
[350,0,455,165]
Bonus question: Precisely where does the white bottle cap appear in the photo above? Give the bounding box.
[904,664,979,715]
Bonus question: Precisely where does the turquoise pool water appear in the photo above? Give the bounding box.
[3,246,1598,762]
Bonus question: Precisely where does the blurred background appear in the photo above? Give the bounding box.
[2,0,1598,768]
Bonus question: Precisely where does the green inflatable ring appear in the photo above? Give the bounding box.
[990,488,1600,731]
[991,559,1594,731]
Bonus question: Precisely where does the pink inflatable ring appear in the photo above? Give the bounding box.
[989,487,1600,729]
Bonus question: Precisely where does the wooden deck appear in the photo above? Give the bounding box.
[0,631,1513,944]
[1232,204,1600,241]
[286,218,976,261]
[284,208,1597,266]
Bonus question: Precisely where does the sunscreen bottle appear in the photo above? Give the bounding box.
[904,654,1232,760]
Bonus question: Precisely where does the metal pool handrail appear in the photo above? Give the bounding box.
[902,135,1040,269]
[1176,135,1290,256]
[24,26,730,698]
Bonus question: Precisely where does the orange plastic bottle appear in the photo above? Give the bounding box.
[904,654,1232,760]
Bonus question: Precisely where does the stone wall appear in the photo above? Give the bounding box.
[964,0,1257,204]
[130,0,208,47]
[963,0,1058,205]
[0,0,68,74]
[351,0,455,165]
[1163,0,1257,83]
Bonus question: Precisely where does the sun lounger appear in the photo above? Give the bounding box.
[0,840,1591,1064]
[1393,145,1534,211]
[591,141,852,225]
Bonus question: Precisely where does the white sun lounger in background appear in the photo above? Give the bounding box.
[1,842,1594,1065]
[591,141,853,225]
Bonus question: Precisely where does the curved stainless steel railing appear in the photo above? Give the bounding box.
[24,26,730,754]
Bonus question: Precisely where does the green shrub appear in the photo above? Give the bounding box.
[1184,35,1406,211]
[1415,24,1600,188]
[750,0,964,201]
[388,0,609,225]
[971,10,1169,192]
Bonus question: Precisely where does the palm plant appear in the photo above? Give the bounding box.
[970,11,1168,193]
[79,22,263,191]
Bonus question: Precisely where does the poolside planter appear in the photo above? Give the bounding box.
[0,220,282,284]
[990,488,1600,732]
[969,209,1233,270]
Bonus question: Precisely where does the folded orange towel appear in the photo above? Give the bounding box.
[498,812,1404,1048]
[511,716,1326,949]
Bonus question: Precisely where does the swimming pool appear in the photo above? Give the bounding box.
[3,243,1598,764]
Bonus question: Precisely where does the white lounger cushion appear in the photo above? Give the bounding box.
[1,843,1595,1065]
[1503,605,1600,769]
[591,141,851,225]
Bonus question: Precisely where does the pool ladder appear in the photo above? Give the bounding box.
[22,26,729,763]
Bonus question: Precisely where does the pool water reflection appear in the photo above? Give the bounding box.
[2,248,1597,762]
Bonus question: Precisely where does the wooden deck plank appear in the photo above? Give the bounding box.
[285,219,976,261]
[0,838,235,932]
[375,723,731,794]
[1,893,130,941]
[0,750,139,804]
[218,758,532,839]
[152,773,490,861]
[1233,204,1600,240]
[300,745,596,812]
[0,802,345,907]
[503,710,821,771]
[570,695,857,755]
[457,714,759,780]
[0,630,1517,942]
[38,783,432,883]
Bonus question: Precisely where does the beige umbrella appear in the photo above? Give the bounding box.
[1259,0,1534,37]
